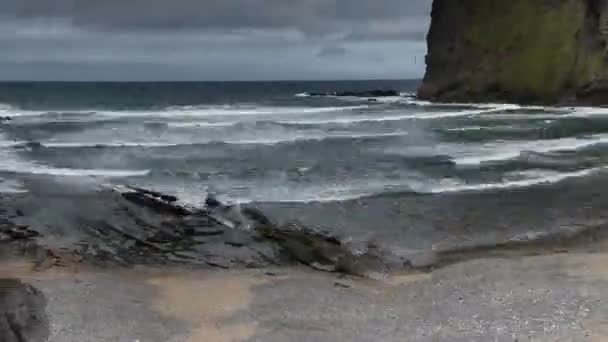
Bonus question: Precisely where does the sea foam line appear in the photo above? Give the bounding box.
[453,134,608,165]
[428,167,605,194]
[0,133,148,177]
[38,131,409,148]
[0,104,369,118]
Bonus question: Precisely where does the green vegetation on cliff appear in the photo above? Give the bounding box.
[420,0,608,104]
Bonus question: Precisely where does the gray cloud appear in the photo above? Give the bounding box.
[0,0,432,80]
[317,45,349,58]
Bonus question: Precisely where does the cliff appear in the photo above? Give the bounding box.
[418,0,608,105]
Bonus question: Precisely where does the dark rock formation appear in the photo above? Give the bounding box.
[119,188,401,276]
[419,0,608,105]
[0,279,49,342]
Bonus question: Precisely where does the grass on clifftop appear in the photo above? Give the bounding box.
[465,0,602,101]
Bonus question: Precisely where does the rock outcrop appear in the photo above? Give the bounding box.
[418,0,608,105]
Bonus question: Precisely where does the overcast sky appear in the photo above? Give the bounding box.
[1,0,432,81]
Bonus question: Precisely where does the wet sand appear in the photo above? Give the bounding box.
[3,249,608,342]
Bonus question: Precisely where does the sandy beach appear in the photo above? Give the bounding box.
[2,247,608,342]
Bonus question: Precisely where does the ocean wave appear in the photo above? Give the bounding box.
[0,133,148,177]
[275,107,507,126]
[0,153,148,177]
[6,166,149,177]
[167,121,237,128]
[568,107,608,117]
[427,167,605,194]
[0,103,14,112]
[444,125,514,132]
[36,131,409,149]
[453,134,608,165]
[0,104,369,119]
[216,166,606,203]
[0,178,26,194]
[154,104,369,117]
[164,109,491,129]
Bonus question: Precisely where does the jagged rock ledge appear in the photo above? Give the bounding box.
[2,185,608,279]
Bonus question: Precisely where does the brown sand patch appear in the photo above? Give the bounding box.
[0,260,76,281]
[149,271,267,342]
[584,320,608,342]
[557,253,608,281]
[384,272,431,287]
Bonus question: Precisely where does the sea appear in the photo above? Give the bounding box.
[2,80,608,254]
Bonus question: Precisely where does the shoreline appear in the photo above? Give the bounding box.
[3,247,608,341]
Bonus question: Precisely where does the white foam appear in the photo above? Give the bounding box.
[445,126,487,132]
[16,167,149,177]
[167,121,236,128]
[42,141,186,148]
[453,134,608,165]
[37,131,408,149]
[0,103,13,112]
[227,131,408,145]
[165,108,492,128]
[444,125,521,132]
[112,105,369,118]
[0,179,26,194]
[276,108,498,126]
[428,167,605,194]
[214,180,416,204]
[0,104,369,119]
[0,152,149,177]
[568,107,608,117]
[0,133,148,178]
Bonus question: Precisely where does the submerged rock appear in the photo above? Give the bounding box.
[419,0,608,105]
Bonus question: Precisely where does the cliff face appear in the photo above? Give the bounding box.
[418,0,608,104]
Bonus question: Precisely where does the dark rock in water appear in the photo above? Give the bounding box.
[0,279,49,342]
[116,187,399,275]
[254,223,399,276]
[127,186,178,203]
[0,116,11,122]
[419,0,608,105]
[308,90,399,98]
[0,225,39,242]
[0,184,404,276]
[122,189,191,216]
[23,142,44,150]
[205,195,222,209]
[241,207,273,227]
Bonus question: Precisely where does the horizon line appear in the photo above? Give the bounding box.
[0,78,421,83]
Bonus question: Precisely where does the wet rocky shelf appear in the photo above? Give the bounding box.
[1,184,608,279]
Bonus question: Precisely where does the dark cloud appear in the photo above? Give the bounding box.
[0,0,432,80]
[1,0,431,33]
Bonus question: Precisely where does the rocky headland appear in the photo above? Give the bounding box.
[418,0,608,105]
